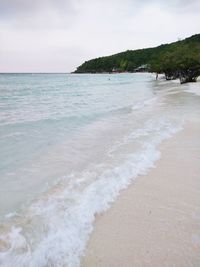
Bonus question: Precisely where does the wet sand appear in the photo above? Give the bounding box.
[81,120,200,267]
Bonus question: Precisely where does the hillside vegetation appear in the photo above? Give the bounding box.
[75,34,200,83]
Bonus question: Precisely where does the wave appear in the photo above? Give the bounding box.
[0,118,183,267]
[185,83,200,96]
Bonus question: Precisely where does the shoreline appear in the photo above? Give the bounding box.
[81,120,200,267]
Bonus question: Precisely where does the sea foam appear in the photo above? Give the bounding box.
[0,118,183,267]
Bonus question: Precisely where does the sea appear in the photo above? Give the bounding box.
[0,73,199,267]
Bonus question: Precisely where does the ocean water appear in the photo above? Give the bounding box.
[0,73,199,267]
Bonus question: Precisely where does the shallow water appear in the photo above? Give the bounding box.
[0,73,199,267]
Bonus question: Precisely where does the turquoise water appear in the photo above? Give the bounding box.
[0,73,153,216]
[0,73,199,267]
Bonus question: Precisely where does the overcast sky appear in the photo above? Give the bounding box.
[0,0,199,72]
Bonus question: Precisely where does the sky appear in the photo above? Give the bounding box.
[0,0,200,72]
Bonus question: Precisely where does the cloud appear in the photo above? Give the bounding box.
[0,0,199,23]
[0,0,199,72]
[0,0,81,19]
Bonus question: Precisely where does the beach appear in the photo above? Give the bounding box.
[81,119,200,267]
[0,74,200,267]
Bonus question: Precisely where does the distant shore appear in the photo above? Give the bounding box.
[81,119,200,267]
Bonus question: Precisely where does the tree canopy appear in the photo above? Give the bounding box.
[74,34,200,82]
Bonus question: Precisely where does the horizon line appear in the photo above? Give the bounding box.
[0,72,72,74]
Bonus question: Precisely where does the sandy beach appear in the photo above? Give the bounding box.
[81,119,200,267]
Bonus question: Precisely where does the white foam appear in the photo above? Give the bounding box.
[132,97,157,111]
[0,120,183,267]
[187,87,200,96]
[4,212,18,219]
[186,85,200,96]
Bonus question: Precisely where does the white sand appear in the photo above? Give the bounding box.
[81,121,200,267]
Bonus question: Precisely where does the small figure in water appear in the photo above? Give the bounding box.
[156,73,158,80]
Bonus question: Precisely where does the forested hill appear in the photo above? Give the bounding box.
[74,34,200,76]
